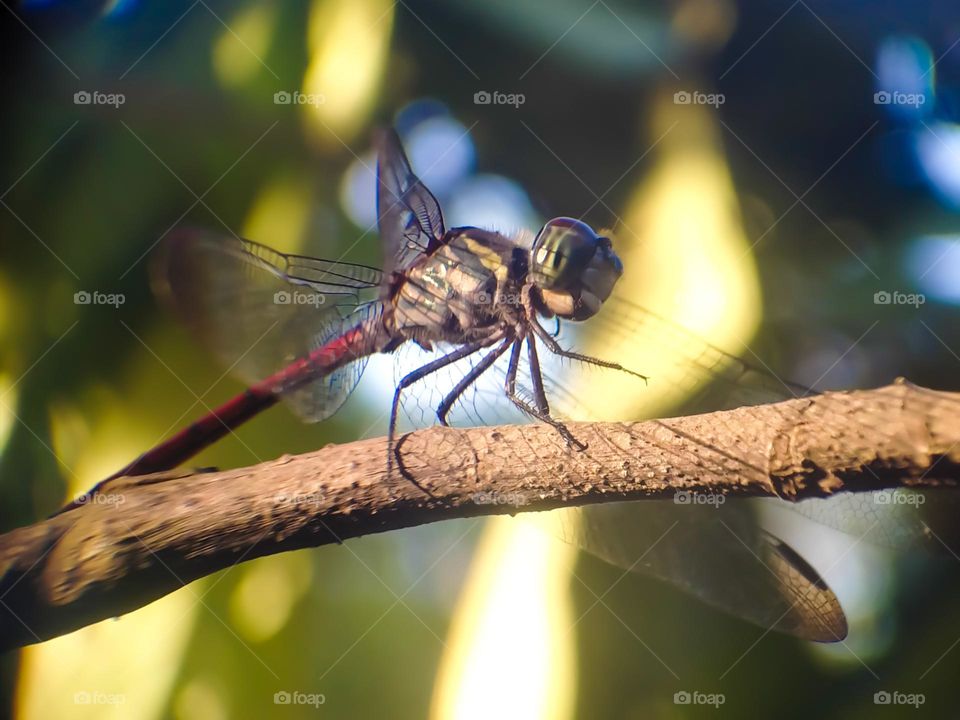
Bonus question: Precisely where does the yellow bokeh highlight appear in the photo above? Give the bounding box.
[430,515,577,720]
[229,551,314,643]
[29,330,209,720]
[0,272,16,461]
[174,679,229,720]
[50,389,153,498]
[302,0,394,144]
[242,173,313,255]
[433,88,763,718]
[589,89,762,420]
[212,3,277,88]
[32,168,315,716]
[0,374,16,461]
[16,583,202,720]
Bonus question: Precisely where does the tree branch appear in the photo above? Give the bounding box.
[1,380,958,651]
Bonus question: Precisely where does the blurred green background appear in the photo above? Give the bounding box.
[2,0,960,718]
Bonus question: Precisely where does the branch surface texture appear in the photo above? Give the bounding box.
[1,380,958,650]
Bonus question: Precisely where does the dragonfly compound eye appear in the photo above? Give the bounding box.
[531,217,624,321]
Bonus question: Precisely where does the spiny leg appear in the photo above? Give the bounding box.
[388,335,502,487]
[436,336,514,426]
[526,333,587,450]
[518,282,645,381]
[525,332,551,414]
[529,319,648,383]
[503,333,585,450]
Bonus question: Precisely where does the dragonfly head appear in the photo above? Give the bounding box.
[530,217,623,321]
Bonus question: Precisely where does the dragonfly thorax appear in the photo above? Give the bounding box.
[390,227,527,343]
[529,217,623,321]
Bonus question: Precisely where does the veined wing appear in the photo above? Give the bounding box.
[510,294,948,639]
[376,127,445,281]
[152,228,382,422]
[557,501,847,642]
[583,295,815,413]
[771,488,960,550]
[567,297,953,545]
[391,291,814,437]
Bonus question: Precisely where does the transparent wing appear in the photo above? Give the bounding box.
[390,293,810,434]
[357,240,932,637]
[388,339,532,432]
[468,293,948,639]
[376,127,445,279]
[768,488,960,550]
[388,294,818,436]
[583,295,814,412]
[554,501,847,641]
[282,302,383,421]
[152,228,382,421]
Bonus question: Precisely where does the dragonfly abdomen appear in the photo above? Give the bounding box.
[96,322,380,488]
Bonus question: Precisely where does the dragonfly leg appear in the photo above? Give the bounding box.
[527,332,587,451]
[529,319,648,383]
[436,336,514,426]
[388,334,504,486]
[503,333,586,451]
[524,333,551,414]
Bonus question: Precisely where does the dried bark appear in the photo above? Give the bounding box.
[1,380,958,651]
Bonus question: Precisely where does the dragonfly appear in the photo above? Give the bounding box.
[67,127,938,642]
[97,127,644,484]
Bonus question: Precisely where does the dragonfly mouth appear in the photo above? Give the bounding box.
[538,287,577,317]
